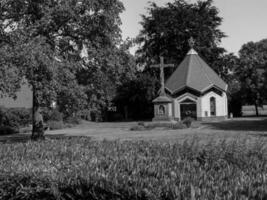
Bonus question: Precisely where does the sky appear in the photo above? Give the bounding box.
[120,0,267,55]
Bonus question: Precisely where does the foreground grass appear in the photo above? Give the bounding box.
[0,137,267,199]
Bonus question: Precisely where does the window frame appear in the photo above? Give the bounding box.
[210,97,216,116]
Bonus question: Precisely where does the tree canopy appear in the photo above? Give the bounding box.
[236,39,267,116]
[136,0,227,75]
[0,0,135,137]
[117,0,233,120]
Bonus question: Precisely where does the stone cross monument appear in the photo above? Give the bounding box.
[152,56,175,122]
[151,56,174,96]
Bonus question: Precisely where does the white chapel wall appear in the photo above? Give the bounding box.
[173,100,180,119]
[200,91,227,117]
[196,98,202,118]
[168,103,173,117]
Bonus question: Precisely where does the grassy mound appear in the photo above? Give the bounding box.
[0,138,267,199]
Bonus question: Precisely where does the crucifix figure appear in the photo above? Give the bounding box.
[151,56,174,96]
[188,37,195,48]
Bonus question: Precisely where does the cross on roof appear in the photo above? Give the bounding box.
[151,56,174,96]
[188,37,195,48]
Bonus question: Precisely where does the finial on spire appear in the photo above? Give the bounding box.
[187,37,198,55]
[188,37,195,49]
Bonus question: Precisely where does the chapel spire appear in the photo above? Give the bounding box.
[187,37,198,55]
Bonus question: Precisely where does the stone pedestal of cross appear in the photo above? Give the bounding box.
[151,56,174,96]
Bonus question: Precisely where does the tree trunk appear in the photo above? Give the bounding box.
[255,103,259,117]
[31,85,45,140]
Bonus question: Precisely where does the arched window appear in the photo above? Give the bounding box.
[210,97,216,116]
[158,105,165,115]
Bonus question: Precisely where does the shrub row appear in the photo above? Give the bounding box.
[0,107,31,128]
[43,109,81,130]
[131,118,195,131]
[0,107,31,135]
[0,138,267,199]
[0,107,83,134]
[0,126,19,135]
[131,122,186,131]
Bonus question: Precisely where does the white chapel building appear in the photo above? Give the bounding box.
[153,47,228,121]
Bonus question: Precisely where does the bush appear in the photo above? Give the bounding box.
[172,122,186,129]
[0,126,18,135]
[130,122,186,131]
[64,116,81,125]
[0,107,31,128]
[90,110,102,122]
[8,108,32,127]
[0,139,267,199]
[47,121,64,130]
[42,108,63,122]
[78,109,91,121]
[50,110,63,122]
[138,121,145,126]
[130,125,146,131]
[145,122,186,130]
[183,117,193,128]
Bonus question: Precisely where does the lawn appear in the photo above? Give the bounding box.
[0,137,267,199]
[45,117,267,143]
[1,117,267,144]
[1,118,267,199]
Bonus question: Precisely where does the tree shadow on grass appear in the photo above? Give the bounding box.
[203,118,267,132]
[0,133,75,144]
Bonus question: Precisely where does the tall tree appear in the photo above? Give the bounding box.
[0,0,125,138]
[136,0,226,75]
[77,40,137,121]
[213,53,239,83]
[130,0,229,119]
[114,73,158,120]
[237,39,267,116]
[0,27,23,97]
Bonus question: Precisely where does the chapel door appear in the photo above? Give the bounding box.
[180,99,197,120]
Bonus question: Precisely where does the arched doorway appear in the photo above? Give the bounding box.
[180,98,197,120]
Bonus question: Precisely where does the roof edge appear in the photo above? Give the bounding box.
[201,84,228,93]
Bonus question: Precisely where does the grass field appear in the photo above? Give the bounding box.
[1,118,267,199]
[1,117,267,144]
[1,138,267,199]
[45,117,267,144]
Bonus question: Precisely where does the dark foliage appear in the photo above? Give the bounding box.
[183,117,194,128]
[0,107,31,128]
[47,121,64,131]
[0,126,18,135]
[236,39,267,116]
[49,110,63,122]
[64,116,81,125]
[114,73,158,120]
[0,0,132,137]
[136,0,227,75]
[229,92,243,117]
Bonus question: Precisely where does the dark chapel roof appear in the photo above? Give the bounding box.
[165,48,228,95]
